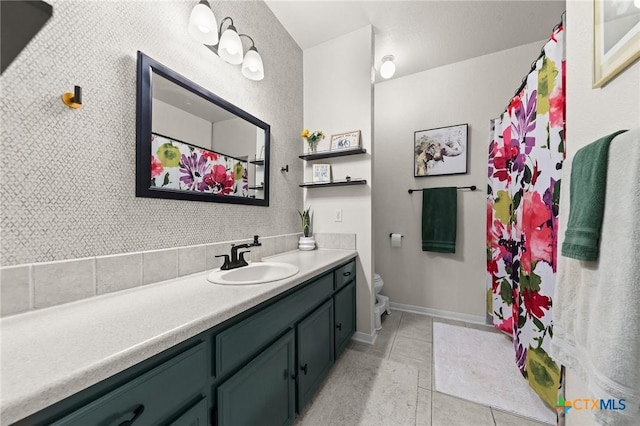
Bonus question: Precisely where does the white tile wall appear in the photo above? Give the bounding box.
[1,232,337,316]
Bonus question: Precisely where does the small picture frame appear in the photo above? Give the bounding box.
[330,130,361,151]
[312,164,332,183]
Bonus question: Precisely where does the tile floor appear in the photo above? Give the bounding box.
[295,311,551,426]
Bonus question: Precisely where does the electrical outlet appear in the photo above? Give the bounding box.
[334,209,343,222]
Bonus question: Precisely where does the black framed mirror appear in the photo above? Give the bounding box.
[136,51,270,206]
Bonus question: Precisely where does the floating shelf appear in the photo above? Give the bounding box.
[299,147,366,161]
[249,159,265,165]
[299,179,367,188]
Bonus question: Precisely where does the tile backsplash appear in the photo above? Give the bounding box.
[0,233,355,317]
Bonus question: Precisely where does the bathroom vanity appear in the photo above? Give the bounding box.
[1,249,357,426]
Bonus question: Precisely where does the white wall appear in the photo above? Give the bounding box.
[564,2,640,425]
[152,99,212,147]
[304,26,375,336]
[374,40,544,320]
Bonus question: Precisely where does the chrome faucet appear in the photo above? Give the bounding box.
[215,235,262,270]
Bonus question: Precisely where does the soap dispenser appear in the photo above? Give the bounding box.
[250,235,263,262]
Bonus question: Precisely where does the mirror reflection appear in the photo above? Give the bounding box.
[136,51,270,206]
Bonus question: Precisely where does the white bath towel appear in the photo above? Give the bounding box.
[551,129,640,425]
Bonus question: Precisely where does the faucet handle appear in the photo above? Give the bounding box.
[215,254,231,270]
[238,250,250,267]
[253,235,261,246]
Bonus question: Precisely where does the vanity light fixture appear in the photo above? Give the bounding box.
[188,2,265,81]
[380,55,396,79]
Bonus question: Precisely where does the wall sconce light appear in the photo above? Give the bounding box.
[380,55,396,79]
[62,85,82,109]
[188,1,264,81]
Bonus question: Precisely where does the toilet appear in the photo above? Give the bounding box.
[373,273,391,330]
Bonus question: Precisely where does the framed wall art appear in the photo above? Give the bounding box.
[330,130,361,151]
[414,123,468,177]
[593,0,640,88]
[312,164,332,183]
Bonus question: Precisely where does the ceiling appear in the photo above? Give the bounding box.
[265,0,566,81]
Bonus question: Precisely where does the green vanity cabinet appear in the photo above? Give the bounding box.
[217,331,296,426]
[21,258,356,426]
[334,280,356,358]
[296,299,335,411]
[168,398,208,426]
[51,343,208,426]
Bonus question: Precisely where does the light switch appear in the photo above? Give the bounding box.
[334,209,343,222]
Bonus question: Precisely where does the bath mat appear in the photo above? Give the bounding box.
[433,322,556,424]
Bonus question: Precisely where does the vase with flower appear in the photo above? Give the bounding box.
[301,129,325,154]
[297,206,316,250]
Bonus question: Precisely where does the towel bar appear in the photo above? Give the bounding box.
[408,185,477,194]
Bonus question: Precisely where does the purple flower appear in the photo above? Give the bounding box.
[514,336,528,374]
[179,152,211,192]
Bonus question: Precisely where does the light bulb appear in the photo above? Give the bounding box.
[188,1,218,45]
[380,55,396,79]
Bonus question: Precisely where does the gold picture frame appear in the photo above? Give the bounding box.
[593,0,640,88]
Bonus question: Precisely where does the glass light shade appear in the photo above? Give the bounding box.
[188,1,218,45]
[218,26,243,64]
[380,57,396,79]
[242,48,264,81]
[635,0,640,9]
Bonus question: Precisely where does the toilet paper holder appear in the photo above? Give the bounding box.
[389,233,403,238]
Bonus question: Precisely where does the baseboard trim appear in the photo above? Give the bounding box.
[351,330,377,345]
[389,302,487,325]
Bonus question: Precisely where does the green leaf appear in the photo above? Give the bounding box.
[162,172,170,187]
[523,165,532,184]
[500,280,513,305]
[520,270,542,291]
[513,190,522,210]
[518,313,526,328]
[532,317,544,331]
[558,140,564,153]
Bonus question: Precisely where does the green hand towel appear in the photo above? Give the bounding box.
[422,187,457,253]
[561,130,628,261]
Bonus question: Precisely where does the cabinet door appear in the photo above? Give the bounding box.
[334,281,356,358]
[168,398,208,426]
[217,331,295,426]
[296,299,334,412]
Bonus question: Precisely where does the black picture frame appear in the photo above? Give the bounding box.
[414,123,468,177]
[136,51,270,206]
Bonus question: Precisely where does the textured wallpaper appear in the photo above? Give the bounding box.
[0,0,303,266]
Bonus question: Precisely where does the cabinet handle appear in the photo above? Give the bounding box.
[343,271,351,277]
[118,404,145,426]
[300,363,308,375]
[336,323,342,331]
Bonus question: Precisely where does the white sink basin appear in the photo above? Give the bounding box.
[207,262,300,285]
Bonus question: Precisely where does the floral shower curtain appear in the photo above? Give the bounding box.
[486,23,564,407]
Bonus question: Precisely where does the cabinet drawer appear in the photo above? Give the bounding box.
[52,343,207,426]
[216,273,333,378]
[334,260,355,290]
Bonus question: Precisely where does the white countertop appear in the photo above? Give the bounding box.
[0,249,357,425]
